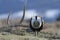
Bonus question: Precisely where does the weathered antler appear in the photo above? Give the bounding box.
[7,12,11,25]
[20,0,26,24]
[7,0,26,26]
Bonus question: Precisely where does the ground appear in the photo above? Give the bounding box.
[0,19,60,40]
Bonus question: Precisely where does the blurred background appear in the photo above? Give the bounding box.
[0,0,60,22]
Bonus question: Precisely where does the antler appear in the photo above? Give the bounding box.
[20,0,26,24]
[7,12,11,25]
[7,0,26,25]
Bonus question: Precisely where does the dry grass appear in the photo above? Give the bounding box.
[0,32,48,40]
[0,32,19,40]
[0,19,60,40]
[0,32,60,40]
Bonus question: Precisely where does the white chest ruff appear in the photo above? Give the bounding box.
[31,16,42,29]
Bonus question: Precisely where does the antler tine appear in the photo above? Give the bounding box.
[7,12,11,25]
[20,0,26,24]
